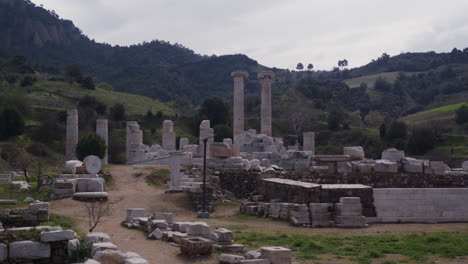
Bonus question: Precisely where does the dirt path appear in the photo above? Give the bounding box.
[51,165,468,264]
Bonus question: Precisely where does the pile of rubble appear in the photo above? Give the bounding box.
[124,208,244,255]
[241,196,367,228]
[0,201,49,227]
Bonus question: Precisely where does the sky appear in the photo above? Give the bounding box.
[32,0,468,70]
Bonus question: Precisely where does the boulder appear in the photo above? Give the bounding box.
[91,242,118,256]
[68,239,80,256]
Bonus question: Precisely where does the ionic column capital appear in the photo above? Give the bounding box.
[231,70,249,78]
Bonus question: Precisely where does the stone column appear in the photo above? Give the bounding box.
[258,71,275,136]
[168,151,184,192]
[303,132,315,154]
[96,119,108,164]
[231,70,249,144]
[126,121,137,163]
[66,109,78,160]
[179,138,189,150]
[126,121,143,164]
[162,120,176,151]
[199,120,214,157]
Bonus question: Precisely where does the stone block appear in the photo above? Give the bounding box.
[381,148,404,162]
[172,231,188,244]
[126,208,147,222]
[187,222,210,236]
[84,259,101,264]
[260,246,292,264]
[310,212,332,221]
[375,160,398,173]
[430,161,450,175]
[358,163,373,173]
[124,258,149,264]
[180,237,213,256]
[336,203,363,216]
[76,178,104,192]
[211,228,234,243]
[339,197,361,204]
[337,161,352,174]
[28,202,49,212]
[172,221,191,232]
[214,244,244,253]
[73,192,108,199]
[245,249,261,259]
[152,212,174,224]
[68,239,80,256]
[41,229,76,242]
[309,203,331,213]
[220,253,245,263]
[91,242,118,256]
[9,241,51,259]
[463,160,468,172]
[210,142,233,158]
[93,249,125,263]
[0,243,6,261]
[240,259,271,264]
[85,232,111,243]
[343,146,365,160]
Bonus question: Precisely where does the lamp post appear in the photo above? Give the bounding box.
[197,136,213,218]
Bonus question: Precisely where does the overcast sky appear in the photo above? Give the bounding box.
[32,0,468,70]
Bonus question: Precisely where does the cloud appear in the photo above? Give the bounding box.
[31,0,468,70]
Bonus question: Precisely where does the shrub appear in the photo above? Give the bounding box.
[0,108,25,140]
[76,134,107,160]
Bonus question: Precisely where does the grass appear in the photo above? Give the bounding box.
[0,183,53,209]
[145,169,170,188]
[30,80,174,116]
[40,213,76,229]
[344,72,406,89]
[401,102,468,126]
[232,230,468,263]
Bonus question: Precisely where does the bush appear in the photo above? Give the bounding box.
[109,103,126,121]
[68,242,92,263]
[0,108,25,140]
[455,105,468,124]
[406,126,438,155]
[76,134,107,160]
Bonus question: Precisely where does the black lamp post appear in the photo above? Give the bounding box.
[197,136,213,218]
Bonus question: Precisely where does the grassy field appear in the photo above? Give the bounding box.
[400,102,468,126]
[344,72,404,89]
[232,227,468,264]
[29,80,174,116]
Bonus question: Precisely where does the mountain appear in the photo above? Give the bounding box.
[0,0,264,103]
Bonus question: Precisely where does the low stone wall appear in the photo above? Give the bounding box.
[371,188,468,223]
[218,170,258,199]
[256,178,321,204]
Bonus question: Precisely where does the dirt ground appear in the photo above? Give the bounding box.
[51,165,468,264]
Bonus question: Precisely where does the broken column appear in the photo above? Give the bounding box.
[169,151,183,192]
[96,119,108,164]
[258,71,274,136]
[66,109,78,160]
[303,132,315,154]
[199,120,214,157]
[179,138,189,150]
[231,70,249,143]
[162,120,176,151]
[126,121,143,164]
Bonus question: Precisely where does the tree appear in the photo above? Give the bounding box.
[83,201,112,232]
[338,59,348,70]
[79,76,95,90]
[296,63,304,71]
[110,103,126,121]
[65,64,83,83]
[374,77,392,91]
[379,123,386,139]
[8,147,31,182]
[199,97,230,127]
[385,121,407,142]
[407,126,438,155]
[76,134,107,160]
[307,64,313,71]
[455,105,468,124]
[214,124,232,142]
[0,108,25,140]
[327,111,341,131]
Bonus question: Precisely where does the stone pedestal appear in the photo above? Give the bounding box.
[258,71,274,136]
[66,109,78,160]
[199,120,214,157]
[303,132,315,154]
[96,119,108,164]
[168,151,184,192]
[231,70,249,144]
[162,120,176,151]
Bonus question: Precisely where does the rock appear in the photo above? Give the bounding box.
[343,146,365,160]
[152,212,173,224]
[337,161,352,174]
[430,161,450,175]
[0,243,6,261]
[84,260,101,264]
[122,251,141,259]
[68,239,80,256]
[245,249,262,259]
[180,237,213,256]
[23,197,34,203]
[211,228,234,243]
[85,232,112,243]
[41,230,77,242]
[220,253,245,263]
[339,197,361,204]
[374,159,398,173]
[9,241,51,259]
[65,160,83,174]
[127,208,147,222]
[186,222,210,237]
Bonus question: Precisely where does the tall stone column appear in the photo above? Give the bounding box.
[66,109,78,160]
[96,119,108,164]
[162,120,176,151]
[126,121,143,164]
[231,70,249,143]
[126,121,137,163]
[258,71,275,136]
[303,132,315,154]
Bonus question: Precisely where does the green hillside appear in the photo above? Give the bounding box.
[344,72,402,89]
[30,80,173,116]
[401,102,468,126]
